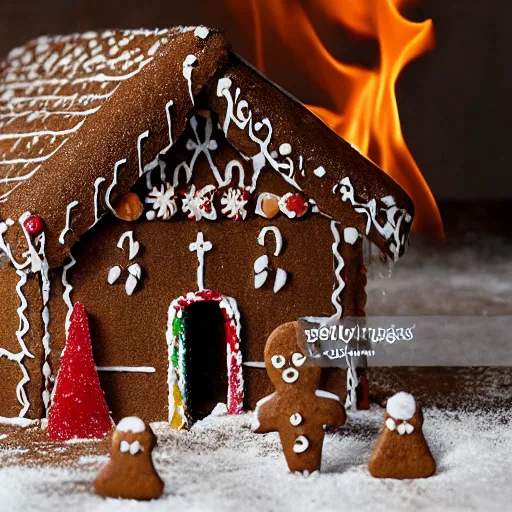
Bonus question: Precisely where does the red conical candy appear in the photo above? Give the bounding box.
[47,303,112,441]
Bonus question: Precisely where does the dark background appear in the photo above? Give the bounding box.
[1,0,510,203]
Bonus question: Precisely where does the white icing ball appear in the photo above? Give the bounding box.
[117,416,146,433]
[343,227,359,245]
[194,26,210,39]
[279,143,292,156]
[386,392,416,421]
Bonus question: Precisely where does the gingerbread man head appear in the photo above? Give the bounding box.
[264,322,321,392]
[94,416,164,500]
[110,416,155,462]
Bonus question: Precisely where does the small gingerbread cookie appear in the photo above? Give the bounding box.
[94,417,164,500]
[252,322,346,474]
[368,392,436,479]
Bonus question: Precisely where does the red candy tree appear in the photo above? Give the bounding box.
[47,303,112,441]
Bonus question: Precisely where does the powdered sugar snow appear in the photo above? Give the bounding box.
[0,405,511,511]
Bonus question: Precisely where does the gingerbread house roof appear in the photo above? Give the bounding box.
[0,26,414,269]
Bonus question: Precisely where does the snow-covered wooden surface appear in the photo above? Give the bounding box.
[0,403,511,512]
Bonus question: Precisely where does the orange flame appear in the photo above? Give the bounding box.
[223,0,444,237]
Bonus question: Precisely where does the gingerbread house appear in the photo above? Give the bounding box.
[0,27,414,427]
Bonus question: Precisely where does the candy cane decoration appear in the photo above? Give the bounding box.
[255,226,287,292]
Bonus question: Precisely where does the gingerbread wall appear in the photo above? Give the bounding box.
[60,202,336,422]
[0,267,44,419]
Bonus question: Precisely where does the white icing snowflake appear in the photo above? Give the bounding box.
[220,188,249,221]
[181,185,217,221]
[145,184,177,220]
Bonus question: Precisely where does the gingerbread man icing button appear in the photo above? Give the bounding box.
[252,322,346,474]
[94,416,164,500]
[368,392,436,479]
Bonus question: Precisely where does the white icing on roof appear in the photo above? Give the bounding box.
[0,27,199,204]
[116,416,146,433]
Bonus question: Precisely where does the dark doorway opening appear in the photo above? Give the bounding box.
[184,301,228,421]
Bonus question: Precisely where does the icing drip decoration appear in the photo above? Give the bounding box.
[217,78,303,190]
[137,130,149,176]
[189,232,212,291]
[90,177,106,228]
[329,221,345,319]
[0,212,52,417]
[333,177,412,260]
[0,270,33,416]
[167,290,243,429]
[105,159,127,214]
[62,249,76,335]
[182,55,197,105]
[58,200,79,244]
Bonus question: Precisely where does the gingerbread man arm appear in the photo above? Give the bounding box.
[251,393,279,434]
[315,390,346,429]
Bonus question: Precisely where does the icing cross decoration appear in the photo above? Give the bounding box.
[189,231,212,291]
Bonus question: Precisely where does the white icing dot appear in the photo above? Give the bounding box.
[343,227,359,245]
[291,352,306,367]
[279,143,292,156]
[208,139,218,151]
[117,416,146,433]
[270,151,278,159]
[386,392,416,421]
[282,368,299,384]
[313,166,326,178]
[146,210,156,221]
[290,413,302,426]
[271,355,285,369]
[194,26,210,39]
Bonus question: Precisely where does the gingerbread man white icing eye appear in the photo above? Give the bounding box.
[271,355,286,369]
[291,352,306,367]
[293,435,309,453]
[290,413,302,426]
[120,440,143,455]
[282,367,299,384]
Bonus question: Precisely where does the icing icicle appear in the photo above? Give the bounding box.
[330,221,345,319]
[58,200,79,244]
[62,250,76,335]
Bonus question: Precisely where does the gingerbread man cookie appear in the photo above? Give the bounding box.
[252,322,346,474]
[368,392,436,479]
[94,416,164,500]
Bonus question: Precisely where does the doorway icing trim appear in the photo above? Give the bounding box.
[166,289,244,429]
